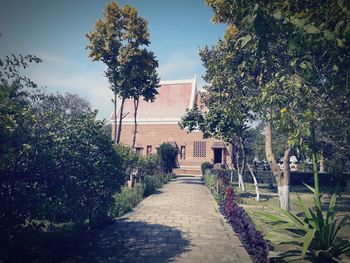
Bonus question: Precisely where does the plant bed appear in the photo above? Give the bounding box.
[204,172,270,263]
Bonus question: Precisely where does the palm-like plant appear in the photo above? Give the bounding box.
[258,183,350,262]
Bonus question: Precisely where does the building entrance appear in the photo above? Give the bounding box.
[213,148,222,164]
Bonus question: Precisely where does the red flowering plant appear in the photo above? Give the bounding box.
[220,185,269,263]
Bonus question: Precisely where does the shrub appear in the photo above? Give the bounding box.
[143,173,172,196]
[114,143,138,181]
[111,183,144,218]
[201,162,213,175]
[138,154,160,176]
[203,171,226,203]
[157,143,178,173]
[111,173,172,217]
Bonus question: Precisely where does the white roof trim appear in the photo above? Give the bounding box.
[159,78,194,85]
[188,74,197,110]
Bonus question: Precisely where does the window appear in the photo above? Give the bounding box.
[193,141,206,158]
[135,147,142,156]
[180,146,186,159]
[146,145,152,155]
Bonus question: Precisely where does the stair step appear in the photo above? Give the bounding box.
[173,168,202,176]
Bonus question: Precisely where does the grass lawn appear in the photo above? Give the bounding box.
[233,182,350,259]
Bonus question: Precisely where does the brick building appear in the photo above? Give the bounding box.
[111,76,232,169]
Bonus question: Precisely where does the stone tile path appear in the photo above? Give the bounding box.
[85,176,252,263]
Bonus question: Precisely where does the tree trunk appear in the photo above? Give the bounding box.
[265,117,282,184]
[116,92,126,144]
[132,98,139,148]
[247,162,260,201]
[236,149,245,192]
[238,136,246,192]
[280,146,291,210]
[265,111,292,210]
[113,89,117,142]
[319,151,325,173]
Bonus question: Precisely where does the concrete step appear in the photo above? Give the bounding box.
[173,167,202,176]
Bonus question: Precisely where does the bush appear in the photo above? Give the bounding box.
[210,168,275,184]
[111,183,145,218]
[203,171,226,204]
[143,173,172,196]
[138,154,160,176]
[111,173,172,218]
[157,143,178,173]
[290,172,349,186]
[201,162,213,175]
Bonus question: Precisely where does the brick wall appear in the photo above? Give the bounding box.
[112,123,232,168]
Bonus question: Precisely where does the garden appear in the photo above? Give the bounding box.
[202,166,350,262]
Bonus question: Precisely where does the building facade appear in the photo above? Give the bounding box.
[111,76,232,168]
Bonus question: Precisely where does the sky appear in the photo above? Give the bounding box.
[0,0,226,119]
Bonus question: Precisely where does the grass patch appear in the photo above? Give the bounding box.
[236,183,350,257]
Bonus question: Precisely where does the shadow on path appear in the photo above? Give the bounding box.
[80,220,190,263]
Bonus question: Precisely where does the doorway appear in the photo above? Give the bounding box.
[213,148,222,164]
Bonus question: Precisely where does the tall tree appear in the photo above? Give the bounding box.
[180,37,260,198]
[205,0,350,209]
[86,2,150,143]
[121,48,159,148]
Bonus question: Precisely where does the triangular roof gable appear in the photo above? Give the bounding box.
[113,76,197,124]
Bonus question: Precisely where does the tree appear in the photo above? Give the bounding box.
[34,92,91,117]
[86,2,151,143]
[180,38,262,199]
[157,143,177,173]
[122,48,159,148]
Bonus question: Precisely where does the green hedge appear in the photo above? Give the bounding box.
[209,168,350,186]
[111,173,172,218]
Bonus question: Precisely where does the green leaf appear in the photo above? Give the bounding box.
[304,24,320,34]
[302,229,316,257]
[337,38,345,47]
[240,35,252,48]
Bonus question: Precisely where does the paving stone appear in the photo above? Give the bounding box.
[83,176,252,262]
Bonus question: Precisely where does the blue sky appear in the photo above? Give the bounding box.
[0,0,226,119]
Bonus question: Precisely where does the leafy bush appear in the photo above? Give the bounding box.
[138,154,160,176]
[290,172,349,186]
[111,183,145,217]
[111,173,172,217]
[114,143,138,181]
[157,143,178,173]
[203,171,226,204]
[143,173,172,196]
[201,162,213,175]
[210,168,274,184]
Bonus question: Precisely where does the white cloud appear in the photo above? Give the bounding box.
[25,59,114,120]
[157,51,200,81]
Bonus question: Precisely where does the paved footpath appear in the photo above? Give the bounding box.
[85,176,252,263]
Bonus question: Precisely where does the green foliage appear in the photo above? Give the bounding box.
[203,171,226,204]
[111,183,145,218]
[86,2,159,143]
[201,162,213,175]
[157,143,178,173]
[143,173,172,196]
[258,187,350,262]
[114,143,138,181]
[138,154,160,176]
[111,173,172,217]
[0,78,126,260]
